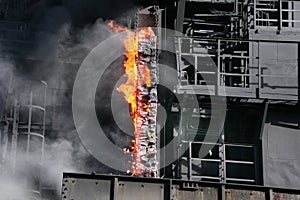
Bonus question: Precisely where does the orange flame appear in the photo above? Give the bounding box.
[108,21,138,121]
[108,21,129,32]
[108,21,155,176]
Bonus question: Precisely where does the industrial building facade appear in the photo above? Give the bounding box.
[170,0,300,191]
[0,0,300,199]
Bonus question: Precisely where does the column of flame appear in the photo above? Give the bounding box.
[108,21,158,177]
[132,27,158,177]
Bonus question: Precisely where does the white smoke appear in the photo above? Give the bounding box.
[42,138,89,193]
[0,177,29,200]
[0,3,139,199]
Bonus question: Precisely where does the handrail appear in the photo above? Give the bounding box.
[19,132,44,139]
[186,140,256,183]
[176,37,298,97]
[175,35,300,44]
[254,0,300,30]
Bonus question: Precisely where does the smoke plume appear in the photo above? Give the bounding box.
[0,1,140,199]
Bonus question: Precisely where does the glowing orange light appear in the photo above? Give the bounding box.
[108,20,138,122]
[108,21,156,177]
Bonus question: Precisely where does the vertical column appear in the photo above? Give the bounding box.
[254,0,257,29]
[278,0,283,32]
[11,99,19,174]
[217,39,221,95]
[219,131,226,183]
[257,41,261,98]
[176,0,186,33]
[177,37,183,86]
[188,141,192,180]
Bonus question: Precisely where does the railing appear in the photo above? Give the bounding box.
[175,37,299,100]
[12,79,47,197]
[254,0,300,30]
[179,141,256,183]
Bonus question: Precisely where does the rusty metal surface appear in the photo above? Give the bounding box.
[173,186,218,200]
[62,173,300,200]
[225,189,265,200]
[273,193,300,200]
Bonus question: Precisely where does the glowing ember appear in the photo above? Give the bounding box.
[108,21,158,177]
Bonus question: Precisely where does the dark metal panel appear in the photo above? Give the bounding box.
[259,100,269,140]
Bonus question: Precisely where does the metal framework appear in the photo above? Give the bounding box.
[172,0,300,188]
[254,0,300,31]
[1,79,47,199]
[175,37,299,100]
[182,141,256,183]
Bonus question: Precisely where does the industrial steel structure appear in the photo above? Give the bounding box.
[62,173,300,200]
[168,0,300,191]
[0,0,300,200]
